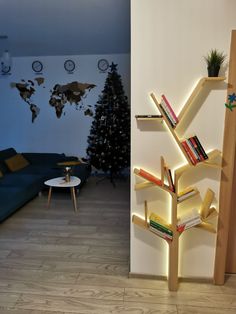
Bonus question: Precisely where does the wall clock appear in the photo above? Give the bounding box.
[98,59,109,72]
[1,63,11,74]
[32,60,43,73]
[64,59,76,72]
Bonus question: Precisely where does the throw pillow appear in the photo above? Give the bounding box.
[0,170,3,178]
[5,154,30,172]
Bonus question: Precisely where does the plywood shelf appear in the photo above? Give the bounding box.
[133,75,223,291]
[134,167,175,195]
[175,149,222,179]
[177,187,199,203]
[150,93,193,165]
[177,76,226,123]
[135,115,163,121]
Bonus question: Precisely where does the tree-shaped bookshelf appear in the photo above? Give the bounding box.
[133,76,225,291]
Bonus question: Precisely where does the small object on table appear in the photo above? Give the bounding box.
[44,176,81,212]
[64,166,72,182]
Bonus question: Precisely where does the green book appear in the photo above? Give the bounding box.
[150,220,173,236]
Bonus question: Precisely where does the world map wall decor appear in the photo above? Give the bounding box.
[11,79,96,122]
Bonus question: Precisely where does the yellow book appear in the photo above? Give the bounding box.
[149,212,171,229]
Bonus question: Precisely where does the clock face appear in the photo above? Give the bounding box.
[98,59,109,72]
[32,60,43,73]
[64,59,76,72]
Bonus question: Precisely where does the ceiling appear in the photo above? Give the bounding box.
[0,0,130,57]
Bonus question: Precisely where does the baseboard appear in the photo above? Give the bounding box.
[128,272,167,281]
[129,272,213,284]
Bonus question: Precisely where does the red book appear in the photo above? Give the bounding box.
[181,141,197,165]
[189,137,205,161]
[161,94,179,124]
[137,168,162,186]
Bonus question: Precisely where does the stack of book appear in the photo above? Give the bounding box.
[149,213,173,240]
[134,168,162,186]
[177,208,202,233]
[181,135,208,165]
[177,187,196,202]
[160,94,179,128]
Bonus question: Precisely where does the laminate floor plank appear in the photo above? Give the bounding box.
[0,176,236,314]
[41,260,129,276]
[0,280,124,301]
[8,250,129,265]
[177,305,236,314]
[0,268,79,284]
[124,287,235,308]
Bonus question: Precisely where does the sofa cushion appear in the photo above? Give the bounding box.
[0,148,17,174]
[5,154,30,172]
[0,148,17,161]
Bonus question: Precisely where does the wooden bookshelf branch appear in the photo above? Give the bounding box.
[175,149,222,180]
[194,222,216,233]
[135,115,163,121]
[150,92,193,165]
[177,187,199,204]
[132,214,147,229]
[133,72,224,290]
[200,188,215,220]
[177,77,226,124]
[132,201,172,242]
[133,167,175,195]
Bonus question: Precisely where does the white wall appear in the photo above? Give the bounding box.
[131,0,236,278]
[0,54,130,157]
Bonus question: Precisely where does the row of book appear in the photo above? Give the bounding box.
[149,213,173,241]
[177,208,201,233]
[177,187,196,202]
[149,205,217,239]
[134,167,175,192]
[134,168,162,186]
[160,94,179,128]
[181,135,208,165]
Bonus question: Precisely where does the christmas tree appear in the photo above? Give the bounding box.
[87,63,130,181]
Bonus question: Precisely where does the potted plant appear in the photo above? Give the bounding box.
[204,49,226,77]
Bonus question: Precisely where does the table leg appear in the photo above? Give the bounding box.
[47,187,52,208]
[71,187,78,212]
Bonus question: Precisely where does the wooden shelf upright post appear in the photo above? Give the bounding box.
[214,30,236,284]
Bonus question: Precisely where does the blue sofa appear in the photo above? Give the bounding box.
[0,148,91,222]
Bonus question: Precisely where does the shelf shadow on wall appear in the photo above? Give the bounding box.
[176,81,227,137]
[135,120,166,132]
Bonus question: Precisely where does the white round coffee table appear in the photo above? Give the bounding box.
[44,176,81,212]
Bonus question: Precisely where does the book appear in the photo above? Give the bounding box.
[177,189,196,202]
[186,138,200,162]
[159,103,176,128]
[149,212,171,230]
[149,225,173,240]
[177,208,200,225]
[189,137,205,161]
[160,99,177,127]
[134,168,162,186]
[177,216,202,232]
[164,166,175,192]
[150,220,173,236]
[161,94,179,123]
[178,186,195,197]
[181,141,197,165]
[193,135,208,160]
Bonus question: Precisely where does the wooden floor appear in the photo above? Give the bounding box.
[0,176,236,314]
